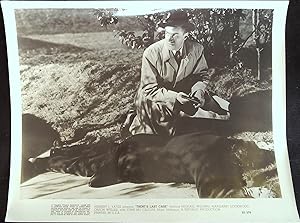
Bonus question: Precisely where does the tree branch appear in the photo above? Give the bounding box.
[232,29,256,56]
[136,16,147,29]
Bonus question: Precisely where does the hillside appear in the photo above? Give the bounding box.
[15,9,144,35]
[15,8,255,43]
[19,33,143,141]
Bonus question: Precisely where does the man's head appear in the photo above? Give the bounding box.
[158,11,194,51]
[164,25,188,51]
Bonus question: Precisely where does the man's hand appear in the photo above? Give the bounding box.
[176,92,190,104]
[190,89,206,108]
[175,92,197,116]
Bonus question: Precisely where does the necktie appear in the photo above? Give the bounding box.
[174,50,182,66]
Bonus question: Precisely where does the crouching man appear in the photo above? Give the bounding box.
[129,11,229,137]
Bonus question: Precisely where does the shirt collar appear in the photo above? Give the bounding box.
[162,40,189,62]
[172,47,183,56]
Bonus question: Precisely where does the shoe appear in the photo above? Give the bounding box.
[120,110,136,139]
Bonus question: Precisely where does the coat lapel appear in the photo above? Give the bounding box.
[162,42,178,73]
[174,41,192,84]
[176,56,190,82]
[168,56,179,72]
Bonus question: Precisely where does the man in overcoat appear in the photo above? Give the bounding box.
[129,11,229,136]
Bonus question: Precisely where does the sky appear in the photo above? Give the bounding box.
[114,6,176,17]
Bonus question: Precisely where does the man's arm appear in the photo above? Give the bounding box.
[192,44,210,84]
[174,45,209,93]
[140,49,179,111]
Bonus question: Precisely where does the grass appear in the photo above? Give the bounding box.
[27,32,125,50]
[19,32,143,141]
[27,31,145,50]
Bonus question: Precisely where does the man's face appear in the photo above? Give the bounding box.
[164,26,187,51]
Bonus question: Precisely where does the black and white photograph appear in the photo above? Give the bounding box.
[2,1,299,222]
[17,5,280,199]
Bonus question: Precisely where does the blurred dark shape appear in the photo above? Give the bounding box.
[229,90,272,132]
[22,113,61,182]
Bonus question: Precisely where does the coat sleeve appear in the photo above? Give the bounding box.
[139,49,178,110]
[192,44,209,83]
[174,44,209,93]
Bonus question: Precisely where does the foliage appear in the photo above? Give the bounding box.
[111,9,273,72]
[114,13,165,49]
[114,30,146,49]
[253,9,273,80]
[185,9,246,68]
[93,9,119,29]
[253,9,273,48]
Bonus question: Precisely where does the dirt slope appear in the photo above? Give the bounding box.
[19,33,143,141]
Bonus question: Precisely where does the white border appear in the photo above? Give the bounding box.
[2,1,299,222]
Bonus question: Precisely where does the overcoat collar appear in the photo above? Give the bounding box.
[162,40,192,61]
[162,42,176,70]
